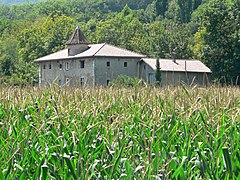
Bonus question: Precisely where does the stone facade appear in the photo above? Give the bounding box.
[140,59,211,86]
[38,56,141,86]
[35,27,211,87]
[39,58,95,86]
[94,57,140,85]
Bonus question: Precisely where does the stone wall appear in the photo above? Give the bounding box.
[140,62,210,86]
[39,58,95,87]
[94,57,140,85]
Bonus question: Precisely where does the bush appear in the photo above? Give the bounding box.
[110,75,144,87]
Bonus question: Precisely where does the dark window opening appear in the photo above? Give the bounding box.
[49,64,51,69]
[124,62,127,67]
[144,65,146,70]
[43,65,46,69]
[107,80,110,85]
[80,60,85,68]
[66,62,69,70]
[107,61,110,67]
[59,64,62,69]
[80,77,85,86]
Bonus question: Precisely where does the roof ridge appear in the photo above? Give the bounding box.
[105,43,146,57]
[93,43,106,56]
[142,58,200,61]
[142,58,211,73]
[66,26,89,45]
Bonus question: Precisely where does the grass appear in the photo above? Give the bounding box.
[0,85,239,179]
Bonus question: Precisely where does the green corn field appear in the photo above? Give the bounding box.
[0,85,239,179]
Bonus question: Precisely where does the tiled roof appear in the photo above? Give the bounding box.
[34,43,145,62]
[66,26,89,45]
[142,58,212,73]
[94,44,145,58]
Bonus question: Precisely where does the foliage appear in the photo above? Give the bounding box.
[0,14,75,85]
[18,14,75,62]
[0,86,239,178]
[146,20,194,58]
[0,0,239,85]
[0,0,38,5]
[110,75,143,87]
[192,0,240,84]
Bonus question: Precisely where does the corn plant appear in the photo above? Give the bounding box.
[0,85,239,179]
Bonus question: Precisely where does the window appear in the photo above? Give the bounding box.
[107,61,110,67]
[43,64,46,69]
[80,77,85,86]
[49,63,51,69]
[144,65,146,70]
[80,60,85,68]
[66,62,69,70]
[66,78,70,86]
[124,62,128,67]
[107,80,110,86]
[59,64,62,70]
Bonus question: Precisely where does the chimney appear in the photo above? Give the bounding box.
[66,26,89,56]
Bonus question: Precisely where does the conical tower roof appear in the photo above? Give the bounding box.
[66,26,89,45]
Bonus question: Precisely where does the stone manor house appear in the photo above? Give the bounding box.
[34,27,211,86]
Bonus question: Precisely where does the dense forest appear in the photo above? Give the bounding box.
[0,0,39,5]
[0,0,239,85]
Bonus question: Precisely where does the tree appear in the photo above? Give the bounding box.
[155,0,168,17]
[92,6,146,52]
[165,0,181,22]
[193,0,203,10]
[18,14,75,62]
[0,35,18,77]
[155,57,161,85]
[193,0,240,84]
[0,0,209,86]
[145,20,194,58]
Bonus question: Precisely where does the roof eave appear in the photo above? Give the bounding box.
[34,56,95,62]
[94,55,145,58]
[160,70,212,73]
